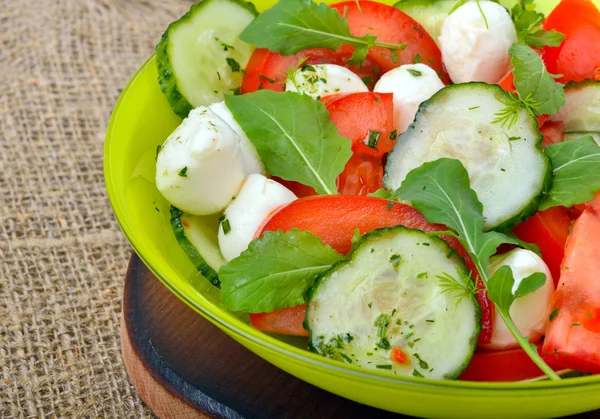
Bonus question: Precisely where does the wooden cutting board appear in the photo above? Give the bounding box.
[120,253,598,419]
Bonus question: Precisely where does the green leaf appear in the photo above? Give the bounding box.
[515,272,546,298]
[487,265,516,313]
[524,30,564,48]
[225,91,352,194]
[511,2,564,48]
[510,44,565,116]
[239,0,405,64]
[219,229,344,313]
[539,136,600,210]
[367,188,398,200]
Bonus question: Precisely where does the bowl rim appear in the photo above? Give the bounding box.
[105,54,600,394]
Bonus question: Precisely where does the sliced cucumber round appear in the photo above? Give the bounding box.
[384,83,551,231]
[170,206,226,287]
[156,0,258,118]
[306,226,480,380]
[549,80,600,146]
[394,0,455,43]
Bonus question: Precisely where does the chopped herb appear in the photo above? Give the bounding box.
[413,353,429,369]
[405,331,414,339]
[376,364,392,370]
[572,323,581,327]
[468,106,480,111]
[368,302,373,308]
[588,313,594,318]
[413,53,422,64]
[407,341,415,348]
[216,71,221,81]
[500,168,506,172]
[258,82,264,90]
[226,58,241,72]
[553,348,559,359]
[389,129,398,140]
[549,308,559,321]
[509,136,522,141]
[366,352,373,356]
[230,87,241,95]
[258,74,276,83]
[413,338,421,343]
[155,144,161,160]
[417,272,428,279]
[421,242,430,246]
[221,218,231,235]
[386,201,394,211]
[390,49,399,64]
[367,130,382,150]
[370,248,375,253]
[178,167,188,177]
[375,313,391,339]
[426,319,435,323]
[361,76,372,85]
[407,69,422,77]
[395,319,402,325]
[154,207,160,212]
[340,354,353,364]
[412,369,424,378]
[389,254,402,269]
[377,337,391,349]
[343,333,354,343]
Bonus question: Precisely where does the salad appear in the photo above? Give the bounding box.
[153,0,600,382]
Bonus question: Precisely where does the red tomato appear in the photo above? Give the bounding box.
[336,151,384,196]
[540,120,565,147]
[460,345,561,382]
[250,196,494,342]
[249,305,308,336]
[322,92,396,155]
[542,210,600,373]
[541,0,600,83]
[273,177,317,198]
[330,1,449,83]
[241,46,380,93]
[512,207,571,285]
[496,70,549,127]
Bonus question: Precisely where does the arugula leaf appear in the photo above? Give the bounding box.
[539,136,600,210]
[487,267,546,311]
[225,91,352,194]
[396,158,560,380]
[515,272,546,298]
[511,1,564,48]
[510,44,565,116]
[239,0,406,65]
[367,188,398,200]
[219,229,344,313]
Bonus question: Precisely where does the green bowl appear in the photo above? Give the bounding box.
[105,1,600,417]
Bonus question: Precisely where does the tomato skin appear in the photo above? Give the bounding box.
[542,210,600,373]
[322,92,396,155]
[252,196,494,342]
[249,305,308,336]
[541,0,600,83]
[241,46,380,94]
[330,1,449,84]
[460,345,561,382]
[336,151,384,196]
[540,120,565,147]
[512,207,571,286]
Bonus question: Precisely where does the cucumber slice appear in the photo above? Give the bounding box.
[170,206,226,287]
[306,226,480,379]
[384,83,551,231]
[156,0,258,118]
[394,0,455,42]
[549,81,600,146]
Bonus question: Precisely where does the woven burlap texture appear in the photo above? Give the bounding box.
[1,0,195,416]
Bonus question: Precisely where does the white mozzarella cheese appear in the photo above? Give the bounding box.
[373,64,445,133]
[439,1,517,84]
[218,174,297,261]
[155,106,246,215]
[285,63,368,99]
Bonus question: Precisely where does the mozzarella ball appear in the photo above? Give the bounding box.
[208,101,266,176]
[439,1,517,84]
[374,64,445,133]
[484,248,555,350]
[218,174,297,261]
[285,63,368,99]
[156,107,246,215]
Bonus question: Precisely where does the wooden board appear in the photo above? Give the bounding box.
[121,253,599,419]
[121,254,406,419]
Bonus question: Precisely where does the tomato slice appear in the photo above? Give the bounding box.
[512,207,571,286]
[460,345,561,382]
[249,196,494,342]
[541,0,600,83]
[540,120,565,147]
[336,151,384,196]
[330,1,449,83]
[249,305,309,336]
[322,92,396,155]
[542,209,600,373]
[241,46,380,94]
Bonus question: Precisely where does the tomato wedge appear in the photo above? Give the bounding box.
[248,305,309,337]
[330,1,449,83]
[541,0,600,84]
[241,46,380,93]
[540,120,565,147]
[460,345,561,382]
[512,207,571,285]
[322,92,396,156]
[249,196,493,342]
[336,151,384,196]
[542,209,600,373]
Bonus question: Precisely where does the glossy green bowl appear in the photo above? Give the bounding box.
[105,0,600,417]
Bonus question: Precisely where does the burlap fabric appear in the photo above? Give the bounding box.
[1,1,195,416]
